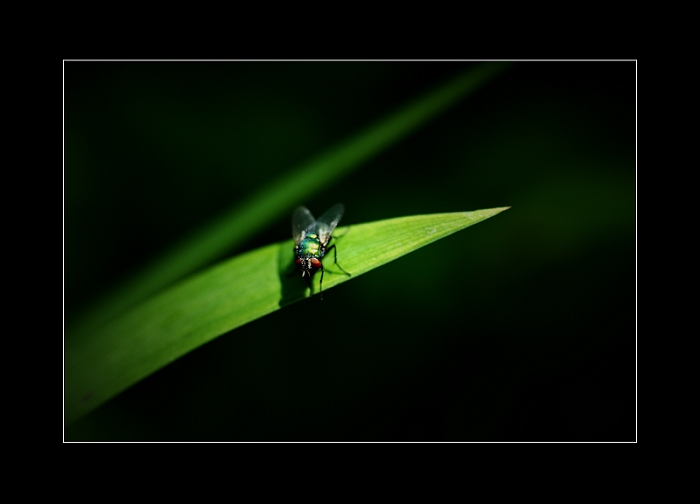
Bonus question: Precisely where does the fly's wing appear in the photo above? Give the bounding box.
[292,206,315,245]
[314,203,344,245]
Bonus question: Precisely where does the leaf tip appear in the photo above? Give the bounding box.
[488,206,511,216]
[461,206,511,219]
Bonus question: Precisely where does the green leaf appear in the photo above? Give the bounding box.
[69,62,511,338]
[64,207,509,425]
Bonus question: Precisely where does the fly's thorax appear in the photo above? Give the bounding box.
[297,233,324,258]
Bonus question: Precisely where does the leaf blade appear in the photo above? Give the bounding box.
[65,207,509,425]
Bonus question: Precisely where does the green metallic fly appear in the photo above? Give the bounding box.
[293,204,350,299]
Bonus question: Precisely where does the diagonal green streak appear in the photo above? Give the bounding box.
[65,208,509,425]
[69,63,511,338]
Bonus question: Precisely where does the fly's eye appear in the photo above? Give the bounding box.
[310,258,322,268]
[295,258,302,265]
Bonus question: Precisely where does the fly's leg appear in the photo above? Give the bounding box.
[326,244,351,276]
[319,261,325,301]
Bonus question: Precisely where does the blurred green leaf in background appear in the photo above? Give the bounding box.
[64,61,635,441]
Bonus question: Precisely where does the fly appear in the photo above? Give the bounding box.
[293,203,350,299]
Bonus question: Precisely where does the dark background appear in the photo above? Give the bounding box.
[64,61,635,441]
